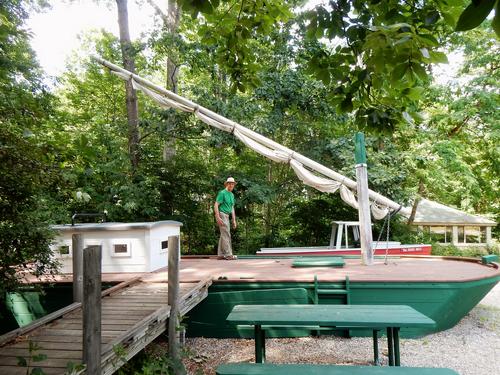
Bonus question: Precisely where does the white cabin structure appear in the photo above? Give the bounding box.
[403,199,496,248]
[51,221,182,273]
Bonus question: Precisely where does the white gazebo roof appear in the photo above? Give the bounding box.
[401,199,496,226]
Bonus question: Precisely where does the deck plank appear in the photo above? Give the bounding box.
[10,341,84,351]
[0,356,76,368]
[0,348,82,360]
[0,366,63,375]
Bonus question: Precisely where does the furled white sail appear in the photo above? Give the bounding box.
[98,57,402,219]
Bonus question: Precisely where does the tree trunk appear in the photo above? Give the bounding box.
[407,181,426,225]
[116,0,140,172]
[146,0,181,91]
[162,0,182,162]
[166,0,181,92]
[264,163,273,247]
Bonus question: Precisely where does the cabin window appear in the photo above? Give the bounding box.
[114,244,128,253]
[59,245,70,255]
[57,244,71,257]
[159,240,169,254]
[111,241,131,257]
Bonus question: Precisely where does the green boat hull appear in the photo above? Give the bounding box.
[1,283,115,335]
[185,275,499,338]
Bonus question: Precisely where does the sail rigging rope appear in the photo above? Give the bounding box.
[371,205,402,263]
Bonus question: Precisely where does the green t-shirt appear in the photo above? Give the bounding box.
[216,189,235,215]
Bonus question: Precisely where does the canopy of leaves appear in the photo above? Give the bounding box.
[0,0,60,295]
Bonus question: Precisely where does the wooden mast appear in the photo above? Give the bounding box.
[355,133,373,266]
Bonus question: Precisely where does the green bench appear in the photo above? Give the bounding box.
[481,254,498,264]
[216,363,459,375]
[292,257,345,268]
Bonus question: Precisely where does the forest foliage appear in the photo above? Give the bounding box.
[0,0,498,293]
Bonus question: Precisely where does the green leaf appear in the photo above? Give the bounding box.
[455,0,496,31]
[416,34,439,47]
[411,64,428,81]
[17,356,27,367]
[32,353,48,362]
[340,95,353,112]
[197,0,214,14]
[316,69,331,85]
[404,87,425,100]
[372,75,382,90]
[0,13,12,28]
[442,12,458,27]
[391,63,408,83]
[429,51,449,64]
[30,368,45,375]
[394,35,412,46]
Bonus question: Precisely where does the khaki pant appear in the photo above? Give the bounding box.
[217,212,233,257]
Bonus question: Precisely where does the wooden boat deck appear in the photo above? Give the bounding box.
[27,255,499,285]
[0,278,211,375]
[172,256,500,283]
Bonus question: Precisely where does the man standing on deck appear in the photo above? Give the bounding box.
[214,177,237,260]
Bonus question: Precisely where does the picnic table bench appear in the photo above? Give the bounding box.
[226,304,436,366]
[216,363,459,375]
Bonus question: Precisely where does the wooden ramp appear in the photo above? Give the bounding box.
[0,278,211,375]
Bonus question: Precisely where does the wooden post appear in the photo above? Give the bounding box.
[486,226,492,246]
[168,235,182,371]
[355,133,374,266]
[72,234,84,302]
[452,225,459,245]
[83,245,102,375]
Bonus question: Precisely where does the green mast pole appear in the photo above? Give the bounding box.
[355,132,374,266]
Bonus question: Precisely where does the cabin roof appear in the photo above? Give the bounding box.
[52,220,183,232]
[402,199,496,226]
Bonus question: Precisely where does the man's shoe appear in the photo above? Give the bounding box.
[218,255,237,260]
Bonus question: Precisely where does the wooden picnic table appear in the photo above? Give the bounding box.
[226,304,436,366]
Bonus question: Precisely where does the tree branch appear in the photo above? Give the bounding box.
[146,0,168,24]
[448,114,471,137]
